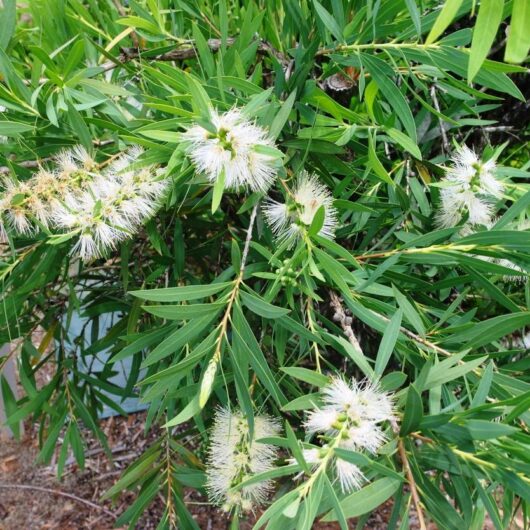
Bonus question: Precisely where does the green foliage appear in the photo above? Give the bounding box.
[0,1,529,528]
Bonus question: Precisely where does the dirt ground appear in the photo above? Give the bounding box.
[0,413,410,530]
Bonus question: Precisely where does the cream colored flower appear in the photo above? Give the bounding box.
[183,108,278,192]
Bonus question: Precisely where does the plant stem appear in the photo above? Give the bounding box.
[208,203,260,392]
[317,42,440,56]
[305,297,323,372]
[391,420,427,530]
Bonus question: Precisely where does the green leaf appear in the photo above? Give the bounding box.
[282,496,301,519]
[117,16,161,34]
[426,0,465,44]
[231,239,241,274]
[368,133,393,185]
[404,0,422,37]
[130,282,232,302]
[281,392,321,411]
[308,205,326,237]
[493,190,530,228]
[323,333,374,378]
[424,356,487,389]
[67,102,92,150]
[269,91,296,139]
[233,464,300,492]
[313,247,352,294]
[470,361,494,407]
[232,304,287,406]
[0,374,20,438]
[0,121,33,136]
[142,302,224,320]
[375,309,402,377]
[285,421,309,472]
[0,0,16,50]
[192,23,215,77]
[240,291,290,319]
[400,385,423,435]
[276,315,324,343]
[164,395,201,427]
[463,266,519,312]
[211,168,225,213]
[111,325,171,363]
[322,477,402,521]
[447,312,530,349]
[199,356,218,408]
[138,130,181,143]
[280,367,329,387]
[386,128,422,159]
[333,449,404,481]
[142,314,218,367]
[471,470,503,530]
[465,419,517,440]
[393,285,426,337]
[102,448,161,499]
[186,73,212,118]
[362,54,416,142]
[313,0,343,42]
[468,0,504,82]
[505,0,530,63]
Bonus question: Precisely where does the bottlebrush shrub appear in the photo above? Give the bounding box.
[1,1,530,529]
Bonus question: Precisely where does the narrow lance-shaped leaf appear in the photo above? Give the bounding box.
[468,0,504,82]
[505,0,530,63]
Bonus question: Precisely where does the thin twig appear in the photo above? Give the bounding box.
[0,483,117,519]
[111,0,139,48]
[390,420,428,530]
[240,202,259,274]
[329,290,363,354]
[430,84,449,154]
[209,203,259,394]
[100,38,289,72]
[305,297,323,372]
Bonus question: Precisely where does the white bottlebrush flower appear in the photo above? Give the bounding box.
[334,458,365,493]
[301,447,323,466]
[1,179,34,235]
[437,188,493,229]
[54,192,128,261]
[321,377,394,424]
[72,232,100,262]
[302,376,394,492]
[287,446,324,472]
[446,146,502,198]
[437,146,503,229]
[105,147,170,209]
[0,144,168,259]
[182,108,278,192]
[304,407,340,435]
[342,422,386,453]
[206,407,281,512]
[264,171,338,243]
[352,380,394,423]
[55,146,94,181]
[70,145,97,171]
[51,146,169,261]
